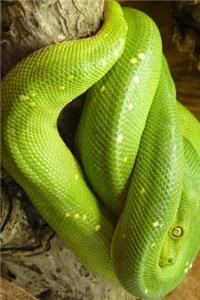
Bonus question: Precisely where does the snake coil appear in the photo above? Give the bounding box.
[2,1,200,298]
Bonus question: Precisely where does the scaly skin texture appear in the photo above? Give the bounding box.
[1,1,200,299]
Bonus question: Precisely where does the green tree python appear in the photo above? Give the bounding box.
[1,0,200,298]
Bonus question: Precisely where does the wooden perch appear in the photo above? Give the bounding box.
[0,277,38,300]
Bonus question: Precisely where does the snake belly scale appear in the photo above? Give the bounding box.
[1,1,200,299]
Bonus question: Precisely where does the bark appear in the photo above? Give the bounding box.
[172,1,200,70]
[0,277,38,300]
[1,0,104,77]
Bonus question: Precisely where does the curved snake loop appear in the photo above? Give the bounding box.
[2,1,200,298]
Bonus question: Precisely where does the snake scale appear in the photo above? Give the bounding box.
[1,0,200,299]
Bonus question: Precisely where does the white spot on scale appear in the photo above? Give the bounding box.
[150,242,155,248]
[123,156,128,162]
[152,221,159,228]
[133,76,139,84]
[19,95,28,101]
[101,85,106,92]
[130,57,137,64]
[116,134,123,143]
[82,214,87,221]
[145,289,148,294]
[184,267,188,273]
[29,102,36,107]
[138,52,146,60]
[140,187,145,195]
[74,213,80,219]
[95,225,101,232]
[119,38,124,44]
[67,75,74,80]
[101,58,107,65]
[189,263,193,269]
[127,103,133,111]
[65,212,71,218]
[75,174,79,180]
[113,49,120,57]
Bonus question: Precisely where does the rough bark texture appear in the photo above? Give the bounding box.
[0,277,38,300]
[1,0,105,77]
[172,1,200,70]
[1,1,200,300]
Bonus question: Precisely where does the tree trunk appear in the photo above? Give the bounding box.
[1,0,105,76]
[1,1,135,299]
[0,277,38,300]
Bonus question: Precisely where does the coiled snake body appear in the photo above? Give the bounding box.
[2,1,200,298]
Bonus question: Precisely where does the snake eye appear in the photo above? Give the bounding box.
[171,226,184,238]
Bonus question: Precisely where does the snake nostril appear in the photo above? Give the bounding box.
[171,226,184,238]
[159,257,174,268]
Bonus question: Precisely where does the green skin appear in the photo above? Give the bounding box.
[1,0,200,298]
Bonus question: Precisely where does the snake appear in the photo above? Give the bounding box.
[1,0,200,298]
